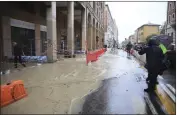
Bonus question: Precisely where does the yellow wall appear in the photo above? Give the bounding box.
[141,26,160,42]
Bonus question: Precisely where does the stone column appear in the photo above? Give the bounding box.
[67,2,74,56]
[2,16,12,58]
[81,7,86,52]
[35,24,41,56]
[46,1,57,62]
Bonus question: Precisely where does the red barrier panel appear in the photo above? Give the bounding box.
[1,80,28,108]
[86,48,106,65]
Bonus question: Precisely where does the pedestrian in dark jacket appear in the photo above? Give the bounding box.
[138,39,164,92]
[126,41,133,56]
[13,42,26,68]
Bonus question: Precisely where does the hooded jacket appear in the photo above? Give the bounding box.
[138,39,164,72]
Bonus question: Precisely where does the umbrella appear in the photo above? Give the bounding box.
[151,35,173,48]
[151,35,173,54]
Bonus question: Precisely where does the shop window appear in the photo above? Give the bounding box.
[171,32,173,38]
[172,13,175,19]
[168,15,171,23]
[96,36,99,42]
[169,3,172,9]
[11,27,35,56]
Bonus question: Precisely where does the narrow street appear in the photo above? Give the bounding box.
[1,49,176,114]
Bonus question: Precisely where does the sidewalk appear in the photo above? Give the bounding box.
[1,55,106,114]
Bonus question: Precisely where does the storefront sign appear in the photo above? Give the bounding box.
[40,25,47,32]
[10,18,35,30]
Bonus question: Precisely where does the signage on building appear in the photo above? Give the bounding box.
[40,25,47,32]
[10,18,35,30]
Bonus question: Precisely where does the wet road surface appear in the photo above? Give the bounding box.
[80,49,176,114]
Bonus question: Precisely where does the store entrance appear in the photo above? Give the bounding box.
[11,27,35,56]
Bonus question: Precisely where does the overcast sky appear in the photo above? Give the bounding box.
[106,2,167,43]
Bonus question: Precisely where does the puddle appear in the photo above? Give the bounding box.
[68,80,102,114]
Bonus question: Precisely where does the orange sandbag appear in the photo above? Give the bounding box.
[1,80,27,107]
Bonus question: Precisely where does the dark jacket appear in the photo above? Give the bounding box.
[138,40,164,72]
[126,42,132,51]
[13,45,23,56]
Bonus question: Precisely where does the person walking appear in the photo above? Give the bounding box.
[138,39,164,92]
[126,41,133,56]
[13,42,26,68]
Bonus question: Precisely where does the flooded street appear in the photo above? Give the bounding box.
[0,1,175,114]
[71,49,176,114]
[1,49,176,114]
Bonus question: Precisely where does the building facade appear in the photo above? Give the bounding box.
[113,19,119,47]
[85,1,105,50]
[128,34,136,44]
[0,1,105,63]
[135,23,160,43]
[134,29,139,43]
[160,21,167,34]
[166,1,176,46]
[104,4,115,48]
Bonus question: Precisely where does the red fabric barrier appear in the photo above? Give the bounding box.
[86,48,106,65]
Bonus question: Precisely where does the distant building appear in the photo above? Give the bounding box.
[121,38,129,48]
[104,4,115,47]
[128,34,136,44]
[160,21,167,35]
[134,29,139,43]
[135,23,160,43]
[113,19,119,47]
[166,1,176,46]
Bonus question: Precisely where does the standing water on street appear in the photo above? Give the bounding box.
[0,1,176,114]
